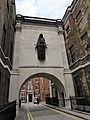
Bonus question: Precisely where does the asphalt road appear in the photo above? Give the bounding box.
[16,103,84,120]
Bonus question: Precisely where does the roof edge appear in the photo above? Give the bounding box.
[16,14,62,27]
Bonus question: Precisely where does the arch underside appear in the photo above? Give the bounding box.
[19,72,65,98]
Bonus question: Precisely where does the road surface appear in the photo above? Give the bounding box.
[16,103,84,120]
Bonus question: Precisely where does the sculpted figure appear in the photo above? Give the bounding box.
[36,34,47,61]
[36,34,46,47]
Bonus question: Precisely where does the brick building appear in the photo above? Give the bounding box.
[20,81,34,103]
[0,0,16,104]
[20,77,50,103]
[62,0,90,99]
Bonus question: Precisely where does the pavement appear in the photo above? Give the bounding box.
[43,104,90,120]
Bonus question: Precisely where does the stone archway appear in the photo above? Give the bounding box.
[9,15,75,109]
[19,73,65,95]
[19,72,65,107]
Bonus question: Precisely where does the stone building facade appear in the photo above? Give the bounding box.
[0,0,16,105]
[9,15,75,108]
[62,0,90,99]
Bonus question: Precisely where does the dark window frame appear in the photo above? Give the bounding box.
[2,24,6,51]
[7,0,9,12]
[69,45,76,63]
[74,75,83,97]
[10,42,13,63]
[66,25,70,34]
[76,10,82,23]
[81,32,88,43]
[0,72,1,84]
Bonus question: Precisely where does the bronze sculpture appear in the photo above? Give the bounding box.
[36,34,47,61]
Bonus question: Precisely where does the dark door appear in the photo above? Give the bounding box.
[28,94,32,102]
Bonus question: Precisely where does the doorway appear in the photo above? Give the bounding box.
[28,94,32,102]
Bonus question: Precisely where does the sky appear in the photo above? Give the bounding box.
[15,0,73,19]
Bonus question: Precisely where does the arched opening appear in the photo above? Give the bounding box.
[19,73,65,107]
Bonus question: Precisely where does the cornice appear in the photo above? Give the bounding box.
[16,14,62,27]
[62,0,79,24]
[71,62,90,73]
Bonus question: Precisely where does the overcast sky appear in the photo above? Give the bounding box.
[15,0,73,19]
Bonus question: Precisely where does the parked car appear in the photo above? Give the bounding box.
[33,97,37,104]
[33,97,40,104]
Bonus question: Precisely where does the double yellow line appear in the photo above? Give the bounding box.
[26,107,33,120]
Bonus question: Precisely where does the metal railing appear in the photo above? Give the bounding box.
[45,97,59,107]
[70,96,90,112]
[0,100,16,120]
